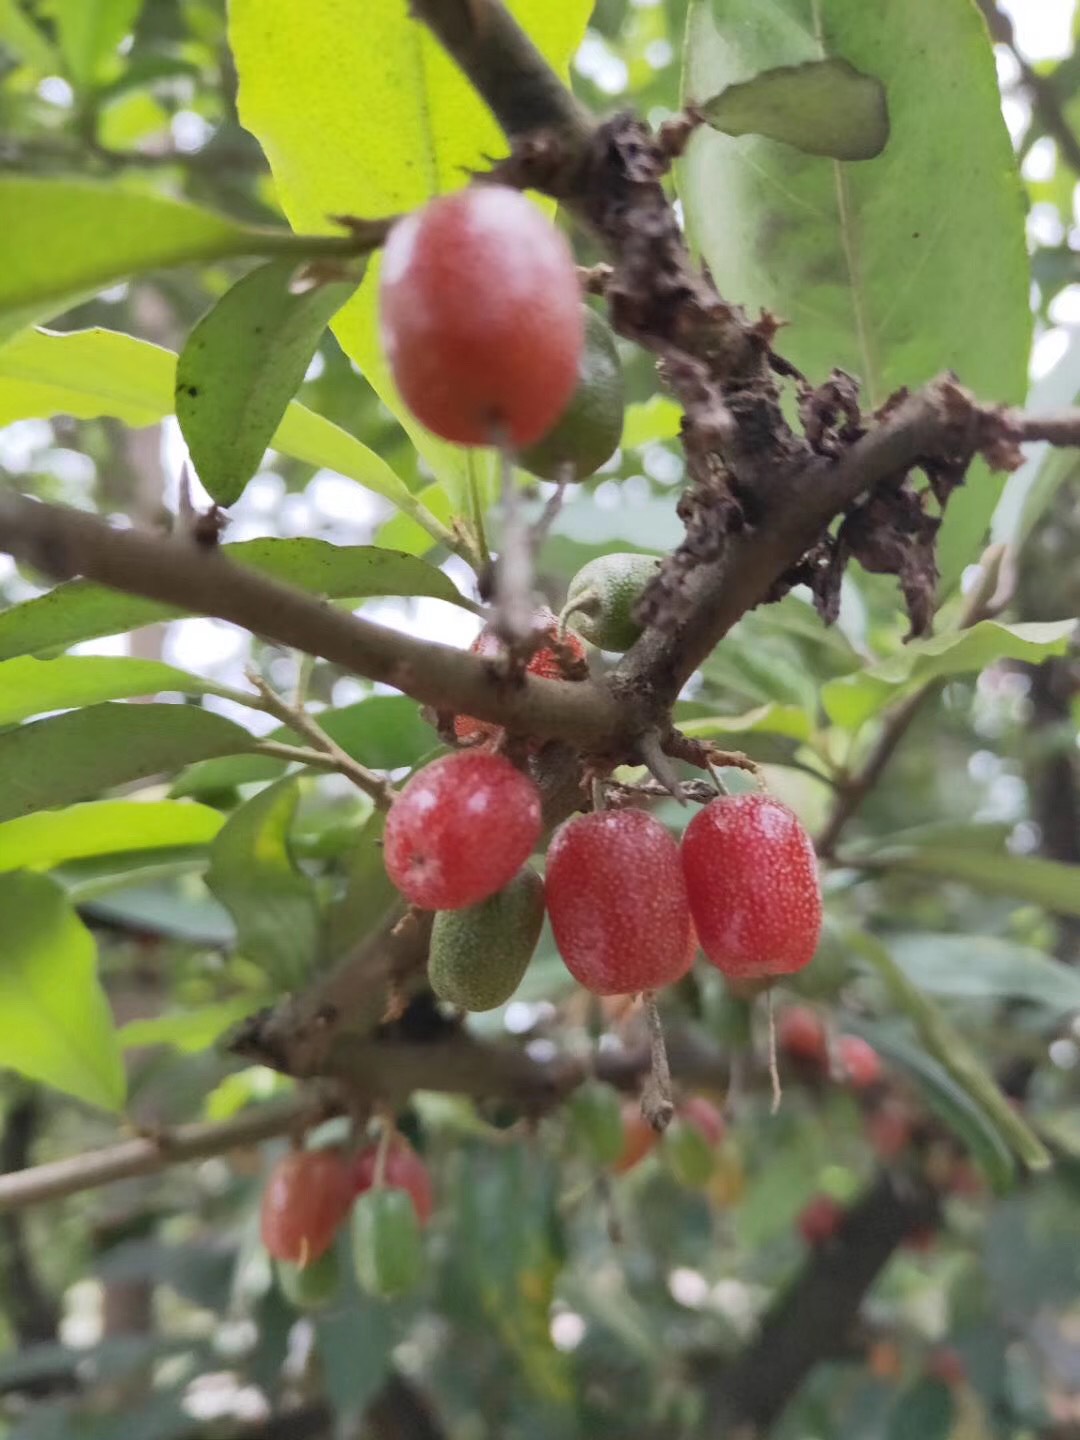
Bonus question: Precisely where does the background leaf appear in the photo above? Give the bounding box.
[51,0,142,89]
[0,655,208,724]
[176,258,359,505]
[888,933,1080,1016]
[861,843,1080,919]
[0,704,255,821]
[0,327,437,523]
[0,179,265,342]
[822,619,1077,728]
[0,800,224,872]
[0,871,126,1110]
[206,777,321,989]
[679,0,1030,593]
[702,58,888,160]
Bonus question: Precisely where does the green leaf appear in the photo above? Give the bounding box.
[119,997,259,1054]
[0,655,208,725]
[849,930,1050,1173]
[889,933,1080,1016]
[0,871,125,1110]
[0,179,267,343]
[822,619,1077,729]
[52,0,142,88]
[0,536,472,660]
[863,844,1080,920]
[676,702,813,743]
[702,58,888,161]
[206,778,321,989]
[680,0,1030,593]
[0,328,439,526]
[228,0,591,512]
[621,395,683,449]
[173,695,437,797]
[177,258,359,506]
[324,811,398,961]
[0,0,58,70]
[0,705,255,822]
[853,1019,1015,1193]
[887,1379,954,1440]
[0,800,224,872]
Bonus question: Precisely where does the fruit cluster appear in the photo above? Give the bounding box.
[260,1133,433,1308]
[384,745,823,1012]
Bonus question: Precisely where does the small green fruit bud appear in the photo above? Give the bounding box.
[561,552,662,652]
[518,308,625,482]
[428,866,545,1012]
[567,1081,625,1167]
[352,1187,423,1298]
[275,1249,341,1310]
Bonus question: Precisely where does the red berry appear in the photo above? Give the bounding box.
[546,809,695,996]
[260,1149,353,1266]
[454,611,587,746]
[384,751,541,910]
[350,1136,434,1227]
[613,1101,659,1174]
[681,792,822,979]
[778,1006,828,1067]
[680,1095,727,1146]
[926,1347,966,1387]
[797,1194,846,1247]
[903,1224,937,1253]
[838,1034,882,1090]
[380,186,583,447]
[865,1099,914,1160]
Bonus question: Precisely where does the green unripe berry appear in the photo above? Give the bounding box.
[428,866,545,1012]
[352,1187,423,1298]
[665,1119,717,1189]
[517,308,624,482]
[567,1081,625,1167]
[560,552,662,652]
[275,1249,341,1310]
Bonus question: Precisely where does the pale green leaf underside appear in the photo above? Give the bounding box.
[703,57,888,160]
[680,0,1030,594]
[822,618,1077,728]
[0,327,419,515]
[176,258,360,505]
[228,0,592,515]
[0,871,126,1111]
[0,800,225,872]
[0,655,209,725]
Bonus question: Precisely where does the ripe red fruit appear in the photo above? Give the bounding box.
[681,792,822,979]
[350,1136,434,1227]
[680,1095,727,1146]
[778,1006,828,1067]
[613,1101,660,1174]
[926,1346,966,1387]
[260,1149,353,1266]
[384,751,541,910]
[379,186,583,447]
[546,809,695,996]
[797,1194,846,1247]
[454,611,587,747]
[865,1099,915,1160]
[838,1034,883,1090]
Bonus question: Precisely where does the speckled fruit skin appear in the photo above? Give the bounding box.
[546,808,695,996]
[837,1034,882,1089]
[798,1194,845,1247]
[350,1136,434,1227]
[561,552,661,652]
[429,865,545,1011]
[778,1006,828,1066]
[518,307,625,480]
[384,751,541,910]
[454,610,587,746]
[260,1149,353,1266]
[681,792,822,979]
[379,187,583,448]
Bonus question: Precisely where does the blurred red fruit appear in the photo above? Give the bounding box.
[350,1136,434,1227]
[797,1194,846,1247]
[777,1006,828,1067]
[838,1034,883,1090]
[613,1102,660,1174]
[680,1095,727,1146]
[260,1149,353,1265]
